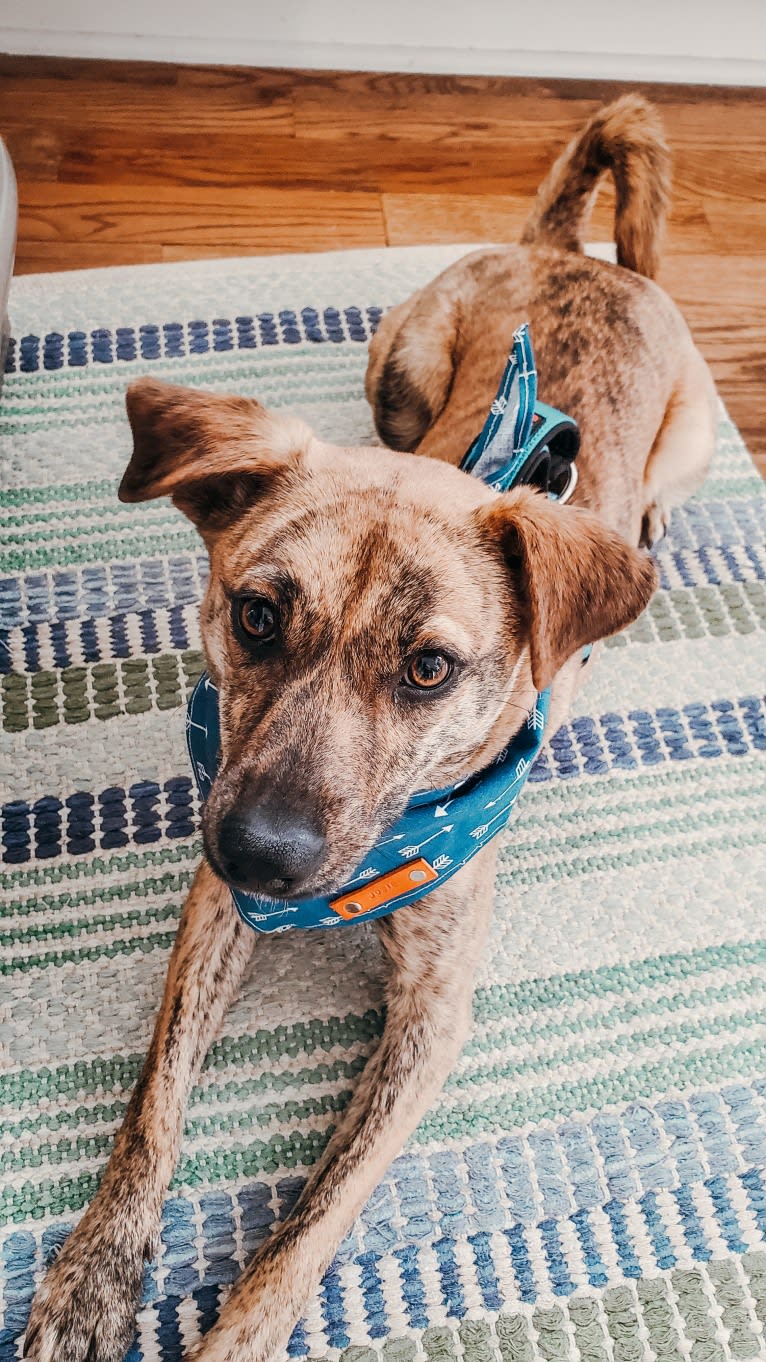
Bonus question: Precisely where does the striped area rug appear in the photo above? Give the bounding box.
[1,245,766,1362]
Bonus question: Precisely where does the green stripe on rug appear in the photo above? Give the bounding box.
[0,477,116,506]
[2,823,762,974]
[5,585,766,729]
[3,763,764,958]
[0,898,182,950]
[1,649,205,730]
[497,824,765,889]
[5,1026,766,1224]
[0,928,178,977]
[0,840,202,892]
[6,969,766,1173]
[2,869,195,921]
[1,343,366,409]
[1,503,182,541]
[6,936,766,1106]
[0,529,203,573]
[0,368,366,443]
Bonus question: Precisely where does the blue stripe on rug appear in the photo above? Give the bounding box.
[1,777,199,865]
[0,555,209,633]
[7,1162,766,1351]
[2,694,764,865]
[3,307,385,374]
[1,538,765,645]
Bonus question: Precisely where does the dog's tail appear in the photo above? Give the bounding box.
[520,94,670,280]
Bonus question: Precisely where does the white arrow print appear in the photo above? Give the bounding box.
[434,801,454,818]
[469,799,517,839]
[399,825,453,858]
[484,760,528,809]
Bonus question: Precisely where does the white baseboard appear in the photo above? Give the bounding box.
[1,28,765,87]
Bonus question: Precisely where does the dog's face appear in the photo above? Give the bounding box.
[121,379,656,899]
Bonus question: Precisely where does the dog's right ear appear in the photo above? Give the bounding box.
[119,378,312,534]
[477,486,658,691]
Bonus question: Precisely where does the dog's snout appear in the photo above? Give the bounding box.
[214,796,327,895]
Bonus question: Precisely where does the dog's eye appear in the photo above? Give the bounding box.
[403,652,453,691]
[237,597,278,643]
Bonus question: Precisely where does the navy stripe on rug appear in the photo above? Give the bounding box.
[4,307,384,374]
[1,534,765,638]
[3,695,764,865]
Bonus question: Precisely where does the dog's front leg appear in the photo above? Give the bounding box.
[24,860,255,1362]
[189,852,495,1362]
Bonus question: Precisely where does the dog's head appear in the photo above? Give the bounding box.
[121,379,657,900]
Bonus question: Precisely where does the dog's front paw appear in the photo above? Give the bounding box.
[23,1220,145,1362]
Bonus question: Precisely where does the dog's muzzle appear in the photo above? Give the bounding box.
[212,793,327,896]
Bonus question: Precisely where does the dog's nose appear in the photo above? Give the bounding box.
[214,797,327,894]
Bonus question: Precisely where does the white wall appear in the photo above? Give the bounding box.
[2,0,765,86]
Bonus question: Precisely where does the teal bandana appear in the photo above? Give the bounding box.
[187,324,579,932]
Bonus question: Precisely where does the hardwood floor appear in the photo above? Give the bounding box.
[1,57,764,472]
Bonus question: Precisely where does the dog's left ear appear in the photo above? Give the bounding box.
[119,378,312,534]
[477,487,658,691]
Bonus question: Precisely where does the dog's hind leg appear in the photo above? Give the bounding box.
[365,282,462,451]
[185,854,496,1362]
[640,345,717,549]
[23,861,255,1362]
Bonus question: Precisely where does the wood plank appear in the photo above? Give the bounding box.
[51,132,588,195]
[296,84,614,144]
[383,193,539,245]
[12,244,167,273]
[15,184,386,253]
[1,130,62,183]
[293,71,765,141]
[659,254,766,472]
[671,149,765,205]
[704,201,766,254]
[0,56,295,135]
[158,246,329,262]
[49,134,764,212]
[382,190,717,254]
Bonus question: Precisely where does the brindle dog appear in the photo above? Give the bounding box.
[25,94,715,1362]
